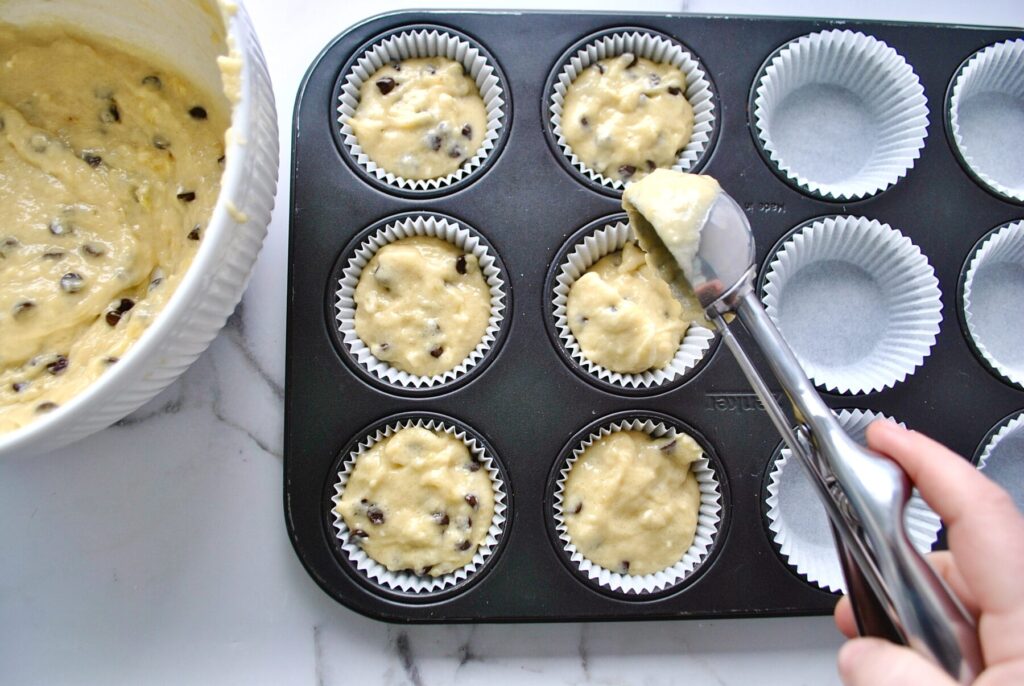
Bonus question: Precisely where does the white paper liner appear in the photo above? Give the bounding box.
[949,39,1024,203]
[337,29,506,190]
[553,417,722,595]
[977,411,1024,511]
[963,220,1024,388]
[548,30,716,191]
[765,409,942,594]
[552,220,715,389]
[335,214,506,389]
[753,29,929,201]
[762,216,942,394]
[330,417,508,594]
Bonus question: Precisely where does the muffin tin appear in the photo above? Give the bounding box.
[286,11,1024,623]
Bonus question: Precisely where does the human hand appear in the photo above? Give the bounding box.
[834,420,1024,685]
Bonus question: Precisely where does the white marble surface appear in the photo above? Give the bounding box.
[2,1,1022,684]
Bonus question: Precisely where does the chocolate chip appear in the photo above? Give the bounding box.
[649,73,661,87]
[217,155,226,165]
[12,381,27,393]
[105,298,135,326]
[351,528,369,538]
[428,134,442,152]
[646,159,656,172]
[595,63,606,75]
[104,356,119,365]
[618,164,637,179]
[176,190,196,202]
[573,502,583,514]
[105,311,121,326]
[391,62,402,71]
[420,565,433,575]
[13,301,35,317]
[152,135,171,150]
[467,460,481,472]
[464,494,478,509]
[378,342,390,352]
[188,106,208,120]
[466,516,472,529]
[457,540,472,551]
[60,272,84,293]
[82,152,102,168]
[36,402,58,414]
[580,116,589,127]
[42,251,65,260]
[82,243,105,258]
[624,53,638,69]
[427,65,437,75]
[430,346,444,358]
[433,512,450,527]
[668,86,683,96]
[461,124,472,138]
[620,560,631,573]
[49,218,71,236]
[46,356,69,375]
[142,75,162,89]
[455,254,467,275]
[102,100,121,124]
[187,225,201,240]
[375,77,397,95]
[367,506,385,525]
[447,147,462,159]
[660,439,677,453]
[360,498,368,505]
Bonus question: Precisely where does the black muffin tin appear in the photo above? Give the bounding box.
[286,11,1024,623]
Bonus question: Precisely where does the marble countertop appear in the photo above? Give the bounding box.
[2,1,1021,684]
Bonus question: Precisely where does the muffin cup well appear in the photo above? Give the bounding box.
[975,411,1024,511]
[329,414,508,596]
[334,213,508,390]
[547,28,717,193]
[337,27,508,193]
[764,409,942,594]
[948,39,1024,203]
[550,217,716,390]
[751,29,929,201]
[761,216,942,395]
[962,220,1024,389]
[550,413,724,597]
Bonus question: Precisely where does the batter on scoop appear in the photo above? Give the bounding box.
[349,58,487,180]
[336,426,495,576]
[562,52,694,183]
[0,25,227,433]
[563,430,702,575]
[354,236,491,377]
[566,240,708,374]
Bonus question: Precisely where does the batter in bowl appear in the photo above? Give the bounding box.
[562,52,694,183]
[0,25,227,433]
[354,236,491,378]
[563,429,702,575]
[336,425,495,576]
[349,58,487,180]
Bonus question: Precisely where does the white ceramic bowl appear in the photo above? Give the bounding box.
[0,0,278,458]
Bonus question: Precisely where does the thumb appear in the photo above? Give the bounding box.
[838,638,957,686]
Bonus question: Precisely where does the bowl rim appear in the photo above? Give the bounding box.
[0,5,257,456]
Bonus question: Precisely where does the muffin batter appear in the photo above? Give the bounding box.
[336,426,495,576]
[354,236,491,377]
[349,58,487,180]
[563,430,702,575]
[0,25,227,433]
[562,53,694,183]
[567,241,698,374]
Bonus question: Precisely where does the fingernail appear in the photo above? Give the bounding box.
[838,639,870,675]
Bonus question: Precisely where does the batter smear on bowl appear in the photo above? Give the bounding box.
[0,25,227,432]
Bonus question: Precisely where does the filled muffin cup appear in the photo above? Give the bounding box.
[334,213,507,390]
[330,415,508,595]
[337,27,508,192]
[764,409,942,593]
[551,414,723,596]
[948,39,1024,203]
[751,29,929,201]
[962,220,1024,389]
[761,215,942,395]
[550,217,716,390]
[547,28,717,192]
[975,411,1024,511]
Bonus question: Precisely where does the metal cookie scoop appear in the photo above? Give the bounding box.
[627,174,983,683]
